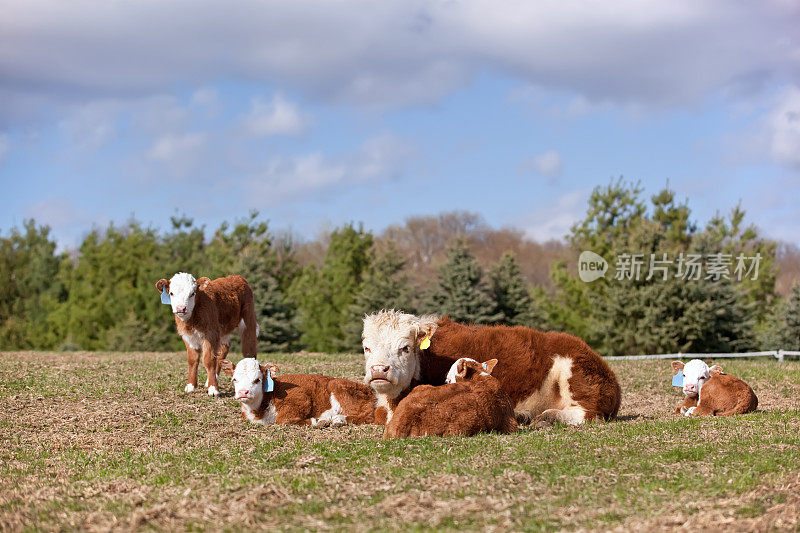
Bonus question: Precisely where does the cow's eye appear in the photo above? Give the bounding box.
[364,347,371,353]
[400,346,410,353]
[233,378,237,382]
[169,292,174,296]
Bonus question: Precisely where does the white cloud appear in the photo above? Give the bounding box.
[191,86,218,107]
[146,132,206,161]
[0,133,8,163]
[245,133,411,203]
[519,189,589,242]
[1,0,798,118]
[520,150,562,177]
[243,94,310,137]
[767,87,800,168]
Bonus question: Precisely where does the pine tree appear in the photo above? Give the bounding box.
[489,252,543,328]
[207,212,300,353]
[341,242,414,350]
[291,223,373,351]
[426,239,502,324]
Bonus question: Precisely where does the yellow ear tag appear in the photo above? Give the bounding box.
[420,335,431,350]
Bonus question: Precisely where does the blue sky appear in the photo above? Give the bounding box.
[1,1,799,249]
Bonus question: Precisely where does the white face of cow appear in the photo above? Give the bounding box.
[445,357,496,384]
[230,358,266,409]
[678,359,712,398]
[362,310,439,400]
[168,272,198,321]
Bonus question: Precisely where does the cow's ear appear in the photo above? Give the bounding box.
[196,277,211,290]
[482,359,498,374]
[671,361,685,371]
[417,314,439,343]
[261,363,278,376]
[156,279,170,292]
[456,359,469,378]
[219,359,235,376]
[709,365,723,375]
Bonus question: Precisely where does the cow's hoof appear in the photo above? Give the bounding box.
[330,415,347,427]
[185,384,196,393]
[207,386,219,397]
[311,418,330,428]
[680,406,688,415]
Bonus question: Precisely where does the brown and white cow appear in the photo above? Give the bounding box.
[671,359,758,417]
[220,359,383,427]
[156,272,258,396]
[386,357,517,438]
[362,310,621,425]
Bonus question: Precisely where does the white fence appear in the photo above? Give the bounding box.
[606,350,800,362]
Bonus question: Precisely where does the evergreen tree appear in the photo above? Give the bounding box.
[207,212,300,353]
[0,220,65,349]
[489,252,544,328]
[426,239,502,324]
[760,284,800,350]
[341,242,414,350]
[291,223,373,351]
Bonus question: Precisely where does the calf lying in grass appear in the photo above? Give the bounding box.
[220,359,383,427]
[386,358,517,438]
[672,359,758,417]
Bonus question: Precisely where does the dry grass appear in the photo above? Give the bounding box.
[1,351,799,531]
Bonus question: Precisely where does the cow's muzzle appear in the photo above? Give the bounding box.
[369,365,392,384]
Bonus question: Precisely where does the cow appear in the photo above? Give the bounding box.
[362,310,621,426]
[671,359,758,416]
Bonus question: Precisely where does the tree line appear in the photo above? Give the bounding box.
[2,180,799,355]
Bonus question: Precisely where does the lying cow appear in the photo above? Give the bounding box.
[386,358,517,438]
[671,359,758,417]
[220,359,383,427]
[156,272,259,396]
[362,310,621,426]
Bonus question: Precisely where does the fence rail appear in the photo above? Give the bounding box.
[606,350,800,362]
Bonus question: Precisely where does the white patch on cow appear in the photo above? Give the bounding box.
[685,406,697,417]
[445,357,490,383]
[515,356,577,421]
[243,400,277,426]
[374,393,393,423]
[168,272,198,321]
[181,330,203,351]
[312,394,347,428]
[681,359,712,398]
[207,385,219,397]
[538,405,587,426]
[184,383,195,393]
[361,310,439,400]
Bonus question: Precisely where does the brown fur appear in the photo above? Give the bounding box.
[220,361,382,426]
[156,274,258,392]
[387,359,517,438]
[421,318,622,423]
[673,369,758,417]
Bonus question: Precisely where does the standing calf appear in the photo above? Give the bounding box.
[156,272,258,396]
[386,358,517,438]
[672,359,758,417]
[220,359,382,427]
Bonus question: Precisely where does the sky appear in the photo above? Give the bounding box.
[1,0,799,249]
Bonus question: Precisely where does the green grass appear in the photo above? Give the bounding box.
[1,351,799,531]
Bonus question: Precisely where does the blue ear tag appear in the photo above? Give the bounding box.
[264,369,274,393]
[672,371,683,387]
[160,288,171,305]
[481,362,488,370]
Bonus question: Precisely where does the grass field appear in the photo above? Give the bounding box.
[1,351,799,532]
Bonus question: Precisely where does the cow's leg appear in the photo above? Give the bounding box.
[207,337,229,388]
[535,404,587,427]
[202,340,220,397]
[184,342,200,393]
[685,404,715,417]
[676,397,698,415]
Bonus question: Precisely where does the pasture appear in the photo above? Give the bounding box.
[1,351,799,532]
